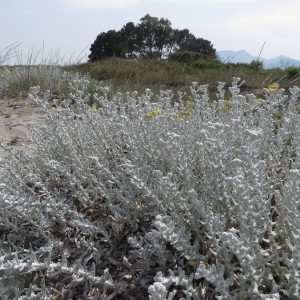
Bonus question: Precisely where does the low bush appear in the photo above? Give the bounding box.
[168,51,211,63]
[190,59,225,70]
[286,66,300,78]
[1,77,300,298]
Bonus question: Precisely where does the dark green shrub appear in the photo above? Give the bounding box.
[285,66,300,78]
[249,59,263,70]
[168,51,209,63]
[190,59,225,69]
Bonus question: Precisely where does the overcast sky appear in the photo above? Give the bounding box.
[1,0,299,64]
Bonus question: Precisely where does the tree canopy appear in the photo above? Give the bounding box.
[89,14,217,61]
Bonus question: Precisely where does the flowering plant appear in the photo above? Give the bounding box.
[1,76,300,298]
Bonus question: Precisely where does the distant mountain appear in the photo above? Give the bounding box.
[217,50,300,69]
[217,50,255,64]
[263,55,300,69]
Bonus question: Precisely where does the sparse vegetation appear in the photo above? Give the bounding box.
[65,57,300,98]
[1,41,299,100]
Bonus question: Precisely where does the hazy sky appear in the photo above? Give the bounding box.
[1,0,300,64]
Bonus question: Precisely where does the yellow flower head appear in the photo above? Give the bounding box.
[144,113,153,118]
[51,107,58,113]
[223,100,232,106]
[180,111,192,117]
[217,107,229,113]
[184,101,195,110]
[144,109,163,118]
[267,83,279,93]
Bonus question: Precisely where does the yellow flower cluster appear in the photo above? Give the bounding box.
[267,83,279,93]
[145,101,195,121]
[144,109,164,118]
[216,107,229,113]
[175,110,192,120]
[217,98,232,113]
[223,100,232,106]
[179,111,192,116]
[92,105,98,112]
[174,101,195,120]
[50,107,58,113]
[184,101,195,110]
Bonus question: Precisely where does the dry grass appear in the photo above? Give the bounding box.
[65,57,300,98]
[1,55,300,99]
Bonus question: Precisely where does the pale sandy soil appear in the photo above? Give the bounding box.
[0,97,46,158]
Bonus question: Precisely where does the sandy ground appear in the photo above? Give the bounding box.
[0,97,46,158]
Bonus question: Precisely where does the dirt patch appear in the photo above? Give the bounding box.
[0,97,47,158]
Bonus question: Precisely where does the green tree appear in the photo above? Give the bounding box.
[137,14,173,59]
[172,29,195,50]
[88,15,217,61]
[88,30,124,61]
[191,38,217,58]
[119,22,139,58]
[173,29,216,59]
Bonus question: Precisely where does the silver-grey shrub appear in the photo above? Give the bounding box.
[1,78,300,299]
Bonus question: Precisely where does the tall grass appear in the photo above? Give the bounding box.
[0,43,21,65]
[0,45,88,98]
[1,43,300,99]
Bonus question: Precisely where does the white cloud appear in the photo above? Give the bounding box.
[64,0,260,9]
[153,0,259,3]
[228,3,300,35]
[64,0,139,9]
[217,2,300,58]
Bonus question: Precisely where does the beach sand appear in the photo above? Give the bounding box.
[0,97,46,158]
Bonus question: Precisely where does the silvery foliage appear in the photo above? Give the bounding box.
[1,77,300,299]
